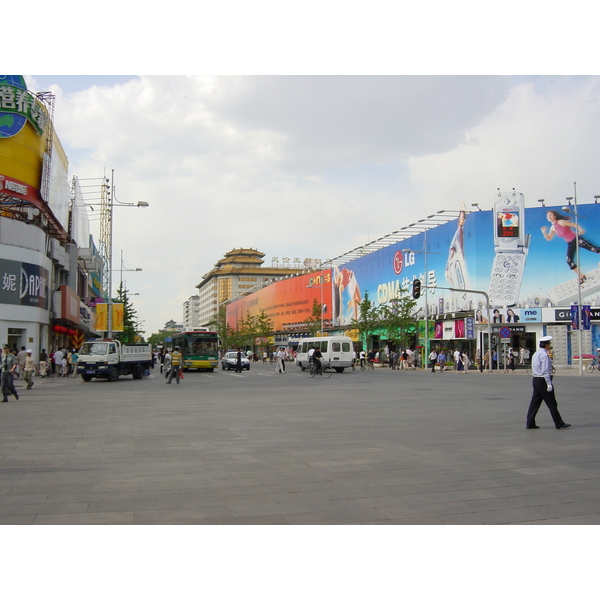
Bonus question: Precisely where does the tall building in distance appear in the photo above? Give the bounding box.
[195,248,317,328]
[183,295,200,330]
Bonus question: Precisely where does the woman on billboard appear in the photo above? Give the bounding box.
[541,210,600,284]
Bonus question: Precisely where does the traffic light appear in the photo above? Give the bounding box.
[412,279,421,299]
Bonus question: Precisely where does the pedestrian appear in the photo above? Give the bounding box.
[1,344,19,402]
[49,349,56,376]
[60,355,68,377]
[506,348,515,374]
[276,347,286,374]
[163,349,172,378]
[526,336,571,430]
[54,347,64,377]
[71,348,79,377]
[235,349,243,373]
[166,346,182,384]
[429,349,438,373]
[23,349,38,389]
[461,351,470,374]
[16,346,27,379]
[67,349,73,376]
[454,349,462,373]
[437,350,446,372]
[359,349,366,369]
[39,349,48,378]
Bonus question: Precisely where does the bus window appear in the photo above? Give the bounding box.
[332,342,340,352]
[342,342,351,352]
[320,341,328,351]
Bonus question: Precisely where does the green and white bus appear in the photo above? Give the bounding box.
[170,328,219,371]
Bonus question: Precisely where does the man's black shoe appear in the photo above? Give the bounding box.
[556,423,571,429]
[526,425,540,429]
[1,399,7,402]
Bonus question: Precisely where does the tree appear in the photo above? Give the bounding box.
[238,311,258,349]
[378,294,418,350]
[114,282,142,342]
[349,291,381,349]
[304,299,324,336]
[211,305,231,349]
[148,331,171,347]
[255,310,273,343]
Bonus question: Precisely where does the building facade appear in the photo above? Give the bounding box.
[225,196,600,368]
[183,295,200,329]
[195,248,307,328]
[1,76,103,358]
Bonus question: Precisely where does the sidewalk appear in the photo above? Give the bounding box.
[1,364,599,524]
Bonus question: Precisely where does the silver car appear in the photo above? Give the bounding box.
[221,351,250,371]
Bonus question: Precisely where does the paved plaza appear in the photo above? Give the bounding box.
[1,362,599,524]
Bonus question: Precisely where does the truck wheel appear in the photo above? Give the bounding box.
[132,366,143,380]
[107,367,119,382]
[81,374,93,382]
[334,367,345,373]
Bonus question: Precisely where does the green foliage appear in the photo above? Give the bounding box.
[378,294,417,349]
[114,282,143,342]
[304,299,323,336]
[349,290,417,350]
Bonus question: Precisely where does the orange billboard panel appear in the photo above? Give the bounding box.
[226,270,332,332]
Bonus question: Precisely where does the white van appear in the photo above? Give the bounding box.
[295,336,354,373]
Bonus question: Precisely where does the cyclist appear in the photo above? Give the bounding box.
[312,347,323,375]
[359,350,366,370]
[367,348,376,369]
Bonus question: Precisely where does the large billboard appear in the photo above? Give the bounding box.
[0,75,46,188]
[226,198,600,334]
[227,270,332,331]
[333,200,600,326]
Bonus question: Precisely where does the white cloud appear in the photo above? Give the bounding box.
[25,75,600,335]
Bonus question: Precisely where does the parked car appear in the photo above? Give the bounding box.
[221,351,250,371]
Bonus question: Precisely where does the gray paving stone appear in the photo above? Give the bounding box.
[2,364,600,524]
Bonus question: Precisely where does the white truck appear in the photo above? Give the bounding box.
[77,339,153,382]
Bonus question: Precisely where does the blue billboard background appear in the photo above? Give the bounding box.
[332,203,600,327]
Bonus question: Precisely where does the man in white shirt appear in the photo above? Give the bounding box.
[53,348,64,377]
[526,335,571,430]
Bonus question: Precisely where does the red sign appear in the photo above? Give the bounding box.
[393,250,403,275]
[0,174,39,203]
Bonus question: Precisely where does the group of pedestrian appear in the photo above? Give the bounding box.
[427,348,470,373]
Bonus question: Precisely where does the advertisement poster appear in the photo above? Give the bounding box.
[333,201,600,323]
[227,270,332,331]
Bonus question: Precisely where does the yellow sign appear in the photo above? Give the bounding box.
[112,303,124,332]
[95,304,107,331]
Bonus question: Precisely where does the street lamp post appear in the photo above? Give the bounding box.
[566,183,584,376]
[104,170,149,338]
[119,249,143,289]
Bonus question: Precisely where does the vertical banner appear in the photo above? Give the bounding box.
[112,303,124,332]
[571,305,578,330]
[583,305,591,330]
[95,303,107,331]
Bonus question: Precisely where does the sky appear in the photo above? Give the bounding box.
[20,73,600,337]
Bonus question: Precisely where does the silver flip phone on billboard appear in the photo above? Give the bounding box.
[488,190,530,307]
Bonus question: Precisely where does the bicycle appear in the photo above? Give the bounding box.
[367,359,375,370]
[585,358,600,373]
[309,360,333,378]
